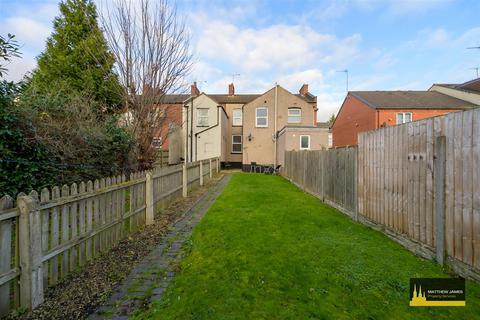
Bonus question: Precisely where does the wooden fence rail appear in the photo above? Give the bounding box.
[283,108,480,281]
[0,158,220,316]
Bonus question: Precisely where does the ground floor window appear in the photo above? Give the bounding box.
[232,135,242,153]
[396,112,412,124]
[300,135,310,150]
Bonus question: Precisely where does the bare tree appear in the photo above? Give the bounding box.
[100,0,192,165]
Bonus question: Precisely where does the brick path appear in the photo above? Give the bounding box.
[88,175,231,319]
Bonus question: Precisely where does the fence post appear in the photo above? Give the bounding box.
[216,158,220,173]
[302,151,307,190]
[209,159,213,178]
[17,196,44,310]
[354,148,359,221]
[182,164,188,197]
[434,136,446,265]
[145,172,154,225]
[199,161,204,186]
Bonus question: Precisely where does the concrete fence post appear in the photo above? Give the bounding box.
[145,172,154,225]
[199,161,204,186]
[434,136,446,265]
[17,196,44,310]
[209,159,213,178]
[182,164,188,198]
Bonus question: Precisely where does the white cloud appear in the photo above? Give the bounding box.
[1,17,51,50]
[194,17,363,73]
[0,2,57,81]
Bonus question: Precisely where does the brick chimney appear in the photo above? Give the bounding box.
[228,83,235,96]
[299,84,309,96]
[191,82,200,96]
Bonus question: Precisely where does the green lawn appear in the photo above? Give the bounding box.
[134,173,480,319]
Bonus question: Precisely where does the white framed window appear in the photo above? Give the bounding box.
[197,109,209,126]
[233,109,242,126]
[288,108,301,123]
[396,112,412,124]
[152,137,162,148]
[256,107,268,127]
[300,135,310,150]
[232,135,242,153]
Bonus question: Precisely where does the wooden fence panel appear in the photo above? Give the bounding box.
[283,148,358,215]
[0,156,216,315]
[0,196,18,317]
[357,108,479,271]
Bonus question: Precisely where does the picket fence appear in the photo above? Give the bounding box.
[283,108,480,281]
[0,158,220,316]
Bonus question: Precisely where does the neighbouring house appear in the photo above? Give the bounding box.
[181,83,328,170]
[151,94,188,151]
[331,91,476,147]
[430,77,480,105]
[183,92,229,162]
[242,84,322,170]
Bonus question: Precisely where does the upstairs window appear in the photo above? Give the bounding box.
[288,108,301,123]
[197,109,209,126]
[300,135,310,150]
[233,109,242,126]
[256,107,268,127]
[232,135,242,153]
[396,112,412,124]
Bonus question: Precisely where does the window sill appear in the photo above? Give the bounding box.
[231,152,242,154]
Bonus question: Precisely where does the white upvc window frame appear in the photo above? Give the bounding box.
[256,107,268,128]
[232,135,242,153]
[396,112,412,124]
[288,107,302,123]
[197,108,209,127]
[233,109,242,126]
[152,137,162,149]
[300,135,310,150]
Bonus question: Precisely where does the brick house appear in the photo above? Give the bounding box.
[331,91,475,147]
[151,94,188,150]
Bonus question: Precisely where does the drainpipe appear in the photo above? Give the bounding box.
[183,103,188,165]
[190,98,194,162]
[273,83,278,168]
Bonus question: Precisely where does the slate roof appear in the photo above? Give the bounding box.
[350,91,475,109]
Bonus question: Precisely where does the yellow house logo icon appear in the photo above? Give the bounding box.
[410,283,465,307]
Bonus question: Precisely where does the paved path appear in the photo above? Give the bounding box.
[88,175,231,319]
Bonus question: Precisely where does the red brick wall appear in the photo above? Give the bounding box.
[332,95,376,147]
[378,109,459,127]
[153,103,182,150]
[332,94,461,147]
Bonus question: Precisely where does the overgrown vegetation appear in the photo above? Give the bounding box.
[0,0,133,196]
[135,174,480,319]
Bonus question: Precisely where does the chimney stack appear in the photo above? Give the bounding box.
[299,84,309,96]
[228,83,235,96]
[191,82,200,96]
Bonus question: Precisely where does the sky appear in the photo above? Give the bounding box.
[1,0,480,121]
